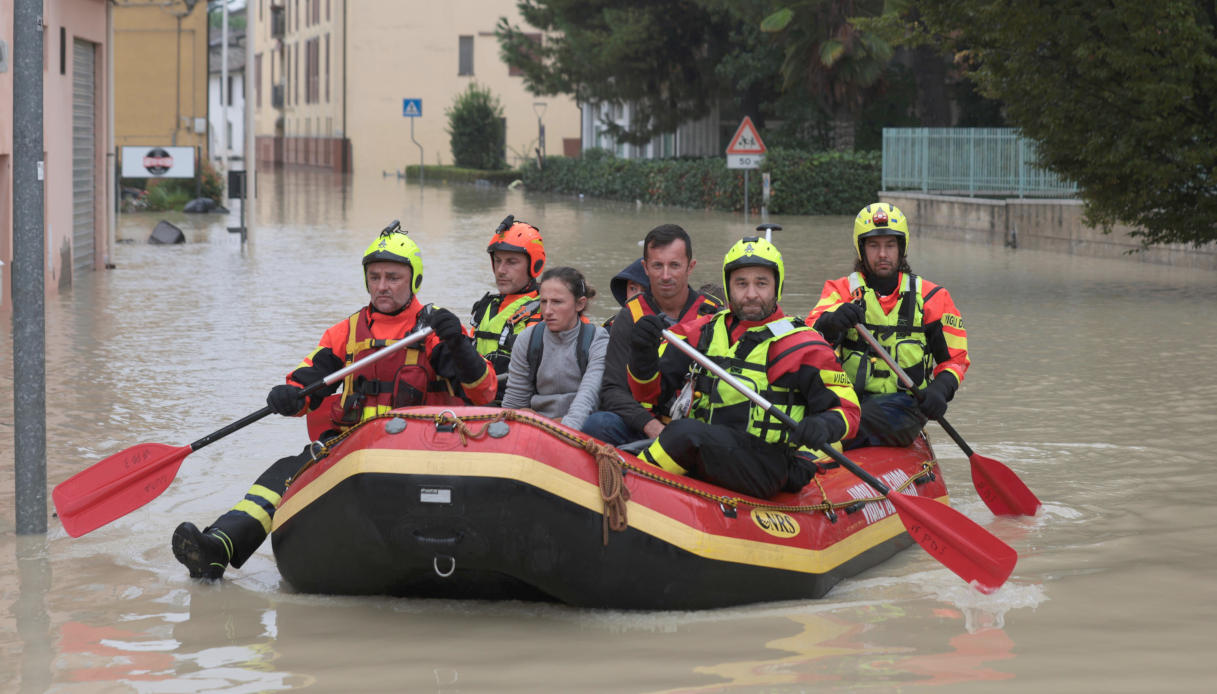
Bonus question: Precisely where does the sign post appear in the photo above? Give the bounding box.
[726,116,767,222]
[403,98,424,186]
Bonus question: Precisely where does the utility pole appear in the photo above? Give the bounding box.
[13,0,48,534]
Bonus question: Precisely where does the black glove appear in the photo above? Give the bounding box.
[430,308,466,344]
[815,301,865,339]
[629,314,666,378]
[793,415,830,451]
[917,374,958,420]
[267,384,305,416]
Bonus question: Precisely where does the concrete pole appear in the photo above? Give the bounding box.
[244,0,256,246]
[221,0,229,174]
[13,0,48,534]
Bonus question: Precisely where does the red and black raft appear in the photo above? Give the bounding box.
[270,406,948,610]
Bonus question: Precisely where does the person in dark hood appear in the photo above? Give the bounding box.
[602,258,651,329]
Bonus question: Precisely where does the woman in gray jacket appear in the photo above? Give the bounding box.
[501,266,608,430]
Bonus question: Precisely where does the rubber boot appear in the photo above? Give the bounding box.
[172,522,233,580]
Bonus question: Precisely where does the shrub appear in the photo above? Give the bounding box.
[520,148,880,215]
[446,83,506,170]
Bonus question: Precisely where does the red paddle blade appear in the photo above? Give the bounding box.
[52,443,192,538]
[888,491,1018,593]
[971,453,1042,517]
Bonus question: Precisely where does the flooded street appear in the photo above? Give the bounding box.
[3,167,1217,692]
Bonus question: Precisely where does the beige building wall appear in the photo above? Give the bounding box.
[252,0,580,173]
[1,0,111,309]
[113,0,208,155]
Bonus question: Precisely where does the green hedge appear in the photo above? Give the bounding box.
[520,148,880,215]
[405,165,521,186]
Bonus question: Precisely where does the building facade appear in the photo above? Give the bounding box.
[113,0,209,156]
[1,0,113,310]
[208,6,246,170]
[251,0,582,173]
[580,101,722,160]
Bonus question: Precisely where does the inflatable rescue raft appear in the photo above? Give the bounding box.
[270,406,947,610]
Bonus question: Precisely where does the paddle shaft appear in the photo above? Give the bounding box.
[851,324,971,453]
[660,330,892,495]
[187,326,434,453]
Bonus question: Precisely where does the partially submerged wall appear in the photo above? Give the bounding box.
[880,192,1217,270]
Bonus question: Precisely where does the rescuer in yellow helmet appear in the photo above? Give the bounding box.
[807,202,971,448]
[627,237,861,499]
[171,221,497,580]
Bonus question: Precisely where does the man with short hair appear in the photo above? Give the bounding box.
[808,202,970,448]
[581,224,720,446]
[628,237,860,498]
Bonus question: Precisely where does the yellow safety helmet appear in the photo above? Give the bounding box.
[722,236,785,302]
[362,220,424,292]
[853,203,909,260]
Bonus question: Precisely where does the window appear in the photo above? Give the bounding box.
[508,33,541,77]
[309,38,320,104]
[294,42,300,104]
[285,44,291,105]
[324,34,330,103]
[255,53,262,107]
[227,75,234,106]
[458,36,473,76]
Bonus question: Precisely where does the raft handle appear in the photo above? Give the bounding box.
[844,501,867,515]
[412,529,464,546]
[718,503,737,519]
[433,555,456,578]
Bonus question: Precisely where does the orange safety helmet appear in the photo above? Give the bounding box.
[486,215,546,278]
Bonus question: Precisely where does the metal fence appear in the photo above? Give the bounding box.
[882,127,1078,198]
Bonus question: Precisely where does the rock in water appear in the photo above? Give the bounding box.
[149,220,186,245]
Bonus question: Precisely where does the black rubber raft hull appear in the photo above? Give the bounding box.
[270,407,945,610]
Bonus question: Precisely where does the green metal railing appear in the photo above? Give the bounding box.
[882,128,1078,198]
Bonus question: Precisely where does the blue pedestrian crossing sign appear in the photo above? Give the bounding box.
[402,98,422,118]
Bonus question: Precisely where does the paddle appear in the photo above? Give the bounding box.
[52,327,435,538]
[851,324,1041,517]
[661,329,1017,593]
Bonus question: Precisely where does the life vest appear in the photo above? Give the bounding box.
[839,271,941,396]
[688,313,821,447]
[470,291,540,377]
[626,291,721,416]
[525,320,597,391]
[625,291,720,327]
[327,305,463,431]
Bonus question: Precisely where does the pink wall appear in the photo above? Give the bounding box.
[1,0,109,309]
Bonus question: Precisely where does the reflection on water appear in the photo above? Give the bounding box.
[2,167,1217,692]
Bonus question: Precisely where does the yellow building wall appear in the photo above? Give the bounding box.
[113,0,208,156]
[345,0,580,173]
[251,0,580,173]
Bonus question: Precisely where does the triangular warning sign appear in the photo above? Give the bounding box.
[404,102,421,117]
[726,116,766,155]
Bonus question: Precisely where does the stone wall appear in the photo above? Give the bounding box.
[880,192,1217,270]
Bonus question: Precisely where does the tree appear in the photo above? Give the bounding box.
[759,1,895,150]
[497,0,737,145]
[914,0,1217,248]
[446,83,507,170]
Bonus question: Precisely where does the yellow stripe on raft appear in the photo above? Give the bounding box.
[273,448,945,575]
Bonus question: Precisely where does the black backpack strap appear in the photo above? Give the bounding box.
[577,322,596,373]
[527,324,545,389]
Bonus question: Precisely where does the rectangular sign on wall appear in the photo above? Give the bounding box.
[120,146,196,179]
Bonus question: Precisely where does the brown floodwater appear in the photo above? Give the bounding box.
[2,167,1216,692]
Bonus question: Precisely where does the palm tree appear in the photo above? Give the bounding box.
[762,1,894,150]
